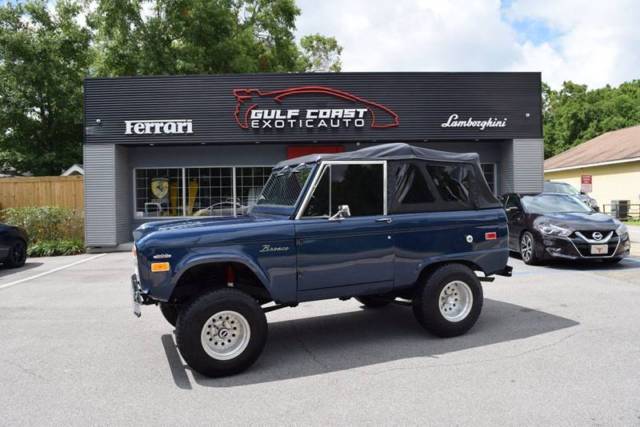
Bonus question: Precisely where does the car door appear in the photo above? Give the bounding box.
[294,161,395,299]
[504,195,526,250]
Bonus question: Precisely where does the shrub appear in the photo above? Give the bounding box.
[27,239,85,257]
[1,207,85,256]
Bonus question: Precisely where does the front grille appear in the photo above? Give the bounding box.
[572,230,614,242]
[570,233,619,257]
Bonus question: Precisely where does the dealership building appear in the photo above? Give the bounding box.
[83,72,543,249]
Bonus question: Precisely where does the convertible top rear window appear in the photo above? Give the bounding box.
[389,160,500,213]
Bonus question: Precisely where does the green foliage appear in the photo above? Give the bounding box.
[88,0,342,76]
[0,0,92,175]
[543,80,640,158]
[0,0,342,175]
[298,34,342,72]
[27,239,85,256]
[1,206,84,243]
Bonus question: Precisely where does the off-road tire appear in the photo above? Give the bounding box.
[159,303,179,327]
[4,239,27,268]
[355,295,394,308]
[412,264,483,337]
[520,231,541,265]
[176,288,267,378]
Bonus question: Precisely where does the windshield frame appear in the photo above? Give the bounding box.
[521,193,593,215]
[250,163,318,217]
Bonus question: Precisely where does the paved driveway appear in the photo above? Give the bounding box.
[1,253,640,426]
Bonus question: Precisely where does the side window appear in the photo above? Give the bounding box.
[304,166,330,217]
[426,164,471,203]
[302,163,384,217]
[331,164,384,216]
[390,162,438,213]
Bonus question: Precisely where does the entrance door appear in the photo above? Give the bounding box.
[295,162,394,299]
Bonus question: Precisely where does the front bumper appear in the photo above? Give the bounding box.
[540,233,630,260]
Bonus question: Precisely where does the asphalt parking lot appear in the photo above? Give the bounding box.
[2,252,640,426]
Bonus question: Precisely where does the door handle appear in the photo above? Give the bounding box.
[376,217,392,223]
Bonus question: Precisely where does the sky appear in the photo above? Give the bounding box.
[2,0,638,89]
[295,0,640,89]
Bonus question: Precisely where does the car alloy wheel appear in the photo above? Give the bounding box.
[520,233,533,262]
[438,280,473,322]
[200,310,251,360]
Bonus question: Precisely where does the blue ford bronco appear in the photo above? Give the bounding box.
[132,143,512,377]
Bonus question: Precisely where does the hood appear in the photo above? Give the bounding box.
[133,215,258,241]
[133,213,294,251]
[533,212,619,231]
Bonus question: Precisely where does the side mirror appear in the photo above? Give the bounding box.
[329,205,351,221]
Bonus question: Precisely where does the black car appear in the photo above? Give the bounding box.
[543,181,599,211]
[0,224,28,268]
[502,193,630,265]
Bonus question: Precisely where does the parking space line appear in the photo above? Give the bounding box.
[0,254,107,291]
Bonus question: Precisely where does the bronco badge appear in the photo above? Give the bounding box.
[259,244,289,253]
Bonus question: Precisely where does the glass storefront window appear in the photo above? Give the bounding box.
[135,168,184,217]
[187,167,233,217]
[134,166,271,218]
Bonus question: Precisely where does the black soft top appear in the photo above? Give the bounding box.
[275,143,479,168]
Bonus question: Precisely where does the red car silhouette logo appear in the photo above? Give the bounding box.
[233,86,400,129]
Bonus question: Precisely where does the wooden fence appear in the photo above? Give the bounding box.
[0,176,84,211]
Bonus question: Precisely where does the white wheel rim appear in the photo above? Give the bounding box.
[521,234,533,262]
[200,310,251,360]
[438,280,473,322]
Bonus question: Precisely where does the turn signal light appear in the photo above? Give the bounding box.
[151,262,170,273]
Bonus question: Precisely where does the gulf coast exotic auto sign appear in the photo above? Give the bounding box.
[233,86,400,130]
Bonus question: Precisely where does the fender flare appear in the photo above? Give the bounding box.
[171,252,271,292]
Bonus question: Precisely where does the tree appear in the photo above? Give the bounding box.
[0,0,342,175]
[543,80,640,158]
[298,34,342,72]
[88,0,342,76]
[0,0,92,175]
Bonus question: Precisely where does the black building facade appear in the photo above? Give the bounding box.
[83,72,543,248]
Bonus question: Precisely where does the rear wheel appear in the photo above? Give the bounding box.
[355,295,394,308]
[4,239,27,268]
[412,264,483,337]
[176,288,267,378]
[520,231,540,265]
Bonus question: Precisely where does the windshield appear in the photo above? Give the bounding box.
[544,182,579,195]
[521,194,592,214]
[256,164,314,207]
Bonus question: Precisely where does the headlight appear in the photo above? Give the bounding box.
[616,222,628,236]
[535,222,573,237]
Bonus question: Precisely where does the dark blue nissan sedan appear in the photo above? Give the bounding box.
[131,143,512,377]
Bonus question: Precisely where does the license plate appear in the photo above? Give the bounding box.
[131,275,142,317]
[590,244,608,255]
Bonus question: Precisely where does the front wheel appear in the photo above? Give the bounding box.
[159,303,179,327]
[520,231,541,265]
[176,288,267,378]
[4,239,27,268]
[412,264,483,337]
